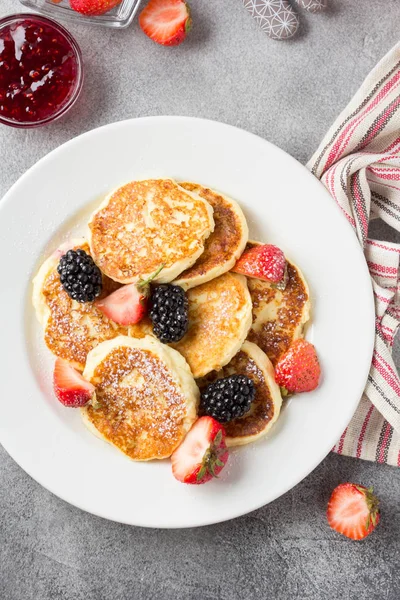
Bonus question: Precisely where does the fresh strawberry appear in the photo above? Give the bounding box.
[139,0,192,46]
[95,265,163,326]
[327,483,380,540]
[95,282,147,325]
[69,0,121,16]
[171,417,228,484]
[53,359,95,407]
[274,339,321,393]
[233,244,286,284]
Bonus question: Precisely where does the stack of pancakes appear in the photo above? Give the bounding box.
[33,179,311,460]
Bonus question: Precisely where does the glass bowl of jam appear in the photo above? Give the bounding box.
[19,0,142,29]
[0,14,83,128]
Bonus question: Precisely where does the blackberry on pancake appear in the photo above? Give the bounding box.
[200,374,256,423]
[32,240,151,371]
[58,248,102,303]
[197,342,282,447]
[149,284,189,343]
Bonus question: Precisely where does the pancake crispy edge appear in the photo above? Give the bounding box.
[198,341,282,447]
[246,241,311,366]
[32,238,87,330]
[174,183,249,290]
[87,178,215,285]
[32,239,150,371]
[81,335,199,461]
[172,272,253,378]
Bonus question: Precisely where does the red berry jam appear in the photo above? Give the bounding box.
[0,15,83,127]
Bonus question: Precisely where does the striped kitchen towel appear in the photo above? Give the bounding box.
[308,42,400,466]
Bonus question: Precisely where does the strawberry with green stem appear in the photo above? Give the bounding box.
[275,338,321,394]
[327,483,380,540]
[96,264,164,326]
[233,244,287,287]
[171,416,228,484]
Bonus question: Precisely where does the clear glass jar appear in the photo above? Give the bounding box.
[19,0,143,29]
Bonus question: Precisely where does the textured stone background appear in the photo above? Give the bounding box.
[1,1,400,598]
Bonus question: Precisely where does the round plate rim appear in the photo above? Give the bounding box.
[0,116,375,528]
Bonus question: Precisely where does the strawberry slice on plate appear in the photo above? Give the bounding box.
[53,359,95,407]
[171,416,229,484]
[233,244,286,285]
[327,483,380,540]
[274,339,321,394]
[69,0,122,16]
[96,265,163,326]
[139,0,192,46]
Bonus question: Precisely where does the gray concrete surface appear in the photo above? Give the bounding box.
[1,1,400,598]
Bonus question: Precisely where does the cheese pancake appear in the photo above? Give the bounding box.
[246,241,311,366]
[198,341,282,447]
[32,240,150,371]
[172,273,252,378]
[82,336,198,460]
[174,183,248,290]
[88,179,215,284]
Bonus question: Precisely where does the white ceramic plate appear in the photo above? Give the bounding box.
[0,117,375,528]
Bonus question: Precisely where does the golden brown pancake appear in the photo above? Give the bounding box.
[82,336,198,460]
[32,240,150,371]
[246,242,311,366]
[197,341,282,447]
[172,272,252,378]
[174,183,248,290]
[88,179,214,284]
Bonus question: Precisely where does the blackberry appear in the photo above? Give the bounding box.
[200,375,256,423]
[57,249,102,303]
[149,284,189,343]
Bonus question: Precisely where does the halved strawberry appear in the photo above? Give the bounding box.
[95,265,163,326]
[171,416,228,484]
[233,244,286,285]
[274,339,321,394]
[69,0,121,16]
[139,0,192,46]
[95,283,147,325]
[327,483,380,540]
[53,359,95,407]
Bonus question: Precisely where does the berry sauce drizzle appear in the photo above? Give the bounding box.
[0,17,80,125]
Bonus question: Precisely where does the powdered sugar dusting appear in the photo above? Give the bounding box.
[86,347,192,460]
[173,273,252,377]
[41,242,150,369]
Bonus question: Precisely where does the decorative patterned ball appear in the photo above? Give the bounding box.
[242,0,327,41]
[295,0,327,13]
